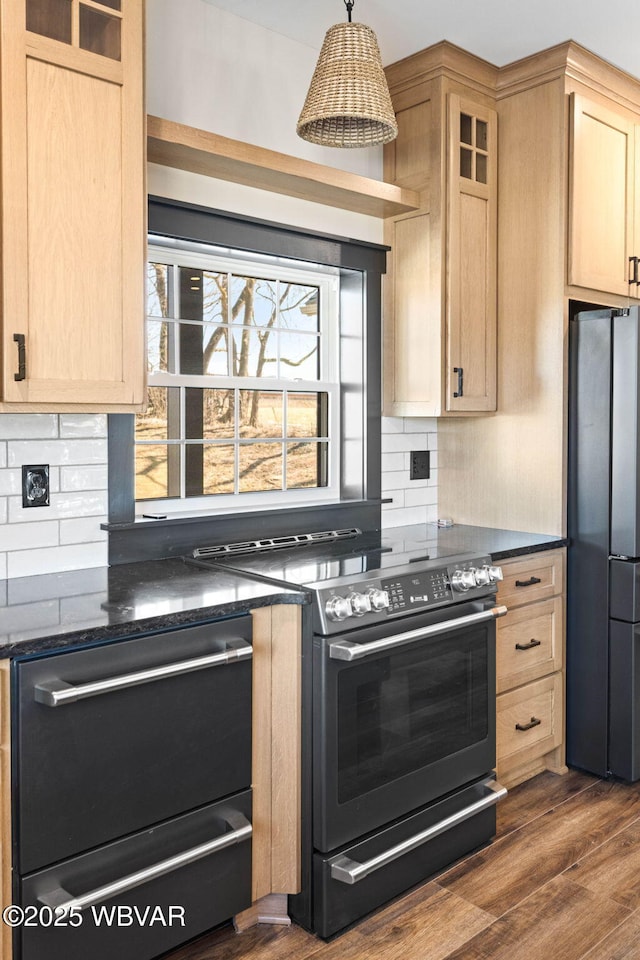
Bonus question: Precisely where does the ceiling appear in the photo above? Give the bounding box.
[203,0,640,78]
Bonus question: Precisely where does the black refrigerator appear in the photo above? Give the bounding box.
[568,305,640,780]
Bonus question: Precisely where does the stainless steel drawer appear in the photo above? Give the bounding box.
[15,615,252,873]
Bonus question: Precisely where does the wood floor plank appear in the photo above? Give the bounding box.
[163,921,325,960]
[439,779,640,917]
[580,911,640,959]
[440,876,630,960]
[496,769,597,838]
[309,882,494,960]
[566,819,640,910]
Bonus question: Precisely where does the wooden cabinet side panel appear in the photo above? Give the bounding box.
[250,607,273,903]
[269,605,301,895]
[568,93,635,297]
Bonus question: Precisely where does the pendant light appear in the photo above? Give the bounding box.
[297,0,398,149]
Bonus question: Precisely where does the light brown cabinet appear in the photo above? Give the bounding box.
[495,549,566,789]
[569,93,640,299]
[0,0,145,411]
[382,46,497,418]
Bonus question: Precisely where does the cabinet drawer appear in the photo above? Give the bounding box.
[496,597,563,693]
[497,549,565,608]
[497,673,563,771]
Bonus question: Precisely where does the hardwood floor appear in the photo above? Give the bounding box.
[166,770,640,960]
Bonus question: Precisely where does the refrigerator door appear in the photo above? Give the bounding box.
[609,618,640,780]
[611,308,640,558]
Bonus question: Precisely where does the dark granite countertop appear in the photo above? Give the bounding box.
[0,558,306,659]
[0,524,566,660]
[378,523,567,563]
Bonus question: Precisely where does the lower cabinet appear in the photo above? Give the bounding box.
[495,549,567,788]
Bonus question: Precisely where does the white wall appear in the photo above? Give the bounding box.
[0,1,436,578]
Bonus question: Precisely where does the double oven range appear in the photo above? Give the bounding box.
[194,527,507,937]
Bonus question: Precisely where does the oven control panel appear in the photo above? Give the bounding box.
[317,556,503,633]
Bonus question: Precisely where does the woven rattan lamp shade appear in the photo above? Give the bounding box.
[297,21,398,148]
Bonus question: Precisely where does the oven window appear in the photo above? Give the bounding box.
[336,628,489,804]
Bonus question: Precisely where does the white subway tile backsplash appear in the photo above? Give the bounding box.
[405,486,438,508]
[0,554,6,580]
[380,417,405,434]
[0,520,59,552]
[8,491,108,524]
[381,433,427,454]
[382,505,430,528]
[403,418,437,433]
[0,444,6,469]
[7,437,107,468]
[381,489,406,509]
[0,415,58,440]
[59,414,108,438]
[380,452,405,473]
[8,541,108,579]
[380,418,438,530]
[0,598,60,633]
[59,517,108,545]
[0,499,6,524]
[61,465,108,492]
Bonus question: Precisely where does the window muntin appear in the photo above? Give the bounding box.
[136,244,340,512]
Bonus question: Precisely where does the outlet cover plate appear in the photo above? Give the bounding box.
[22,464,50,508]
[410,450,430,481]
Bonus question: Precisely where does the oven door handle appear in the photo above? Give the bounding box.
[330,780,507,885]
[328,605,507,661]
[37,811,252,917]
[33,638,253,707]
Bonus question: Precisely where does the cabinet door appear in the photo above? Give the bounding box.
[0,0,145,408]
[446,95,497,412]
[568,93,638,299]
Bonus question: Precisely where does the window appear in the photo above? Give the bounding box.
[136,243,340,512]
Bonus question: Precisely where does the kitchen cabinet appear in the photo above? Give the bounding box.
[382,45,497,417]
[495,549,566,789]
[569,94,640,298]
[0,0,145,411]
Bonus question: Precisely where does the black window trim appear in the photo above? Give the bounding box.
[104,196,387,565]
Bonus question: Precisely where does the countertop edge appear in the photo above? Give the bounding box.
[490,538,569,561]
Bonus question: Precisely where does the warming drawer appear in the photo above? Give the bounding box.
[15,615,252,874]
[18,790,252,960]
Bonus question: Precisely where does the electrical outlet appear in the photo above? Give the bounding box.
[410,450,430,481]
[22,465,50,508]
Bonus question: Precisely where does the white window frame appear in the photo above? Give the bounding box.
[136,240,341,518]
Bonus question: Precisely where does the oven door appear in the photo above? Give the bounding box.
[313,599,501,853]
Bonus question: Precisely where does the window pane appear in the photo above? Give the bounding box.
[460,147,472,179]
[476,153,488,184]
[135,445,169,500]
[147,320,171,374]
[136,387,179,440]
[279,284,320,332]
[230,277,276,327]
[287,392,327,438]
[279,332,319,379]
[201,445,235,496]
[460,113,473,145]
[184,388,235,439]
[79,4,121,60]
[178,321,230,376]
[147,263,170,317]
[239,443,283,493]
[27,0,72,43]
[202,271,227,324]
[231,328,276,378]
[239,391,283,438]
[287,441,328,488]
[476,119,488,151]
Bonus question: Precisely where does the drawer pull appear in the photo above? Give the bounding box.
[330,780,507,884]
[34,638,252,707]
[37,810,252,917]
[515,638,542,651]
[515,576,542,588]
[515,716,542,732]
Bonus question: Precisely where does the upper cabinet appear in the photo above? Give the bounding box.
[382,46,498,418]
[0,0,145,411]
[568,93,640,299]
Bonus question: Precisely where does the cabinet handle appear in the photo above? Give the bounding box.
[453,366,464,398]
[515,638,542,651]
[13,334,26,381]
[515,716,542,732]
[33,638,252,707]
[629,256,639,285]
[38,810,252,917]
[515,576,541,588]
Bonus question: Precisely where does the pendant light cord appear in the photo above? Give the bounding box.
[344,0,354,22]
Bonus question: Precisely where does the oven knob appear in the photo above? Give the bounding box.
[474,566,492,586]
[451,569,476,592]
[366,588,390,611]
[348,592,372,616]
[487,565,504,582]
[325,595,353,622]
